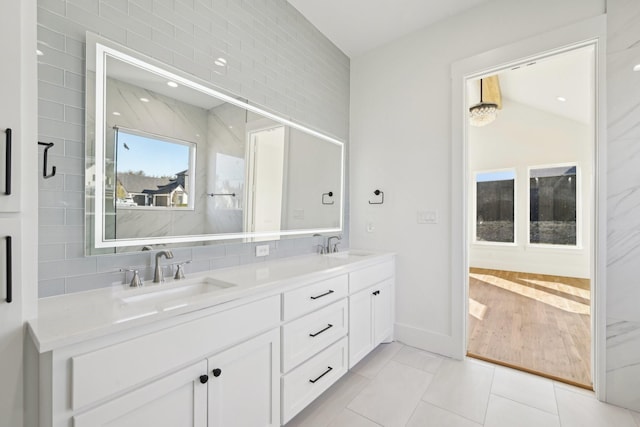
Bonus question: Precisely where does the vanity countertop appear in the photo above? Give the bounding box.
[28,250,394,353]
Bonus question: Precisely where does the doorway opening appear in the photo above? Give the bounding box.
[465,45,595,389]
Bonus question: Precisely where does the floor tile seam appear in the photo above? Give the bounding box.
[339,372,373,414]
[552,380,597,399]
[481,364,497,426]
[391,356,442,375]
[418,397,485,426]
[343,407,384,426]
[489,391,560,417]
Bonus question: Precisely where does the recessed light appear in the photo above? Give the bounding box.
[112,111,121,116]
[140,97,149,103]
[633,64,640,72]
[556,96,567,102]
[167,81,178,88]
[214,57,227,67]
[36,49,44,56]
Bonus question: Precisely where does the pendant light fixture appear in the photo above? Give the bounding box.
[469,78,498,127]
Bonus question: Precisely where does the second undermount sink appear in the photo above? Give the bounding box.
[119,277,237,305]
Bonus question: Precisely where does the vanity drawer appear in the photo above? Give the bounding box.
[281,336,348,424]
[349,260,394,294]
[71,295,280,410]
[283,274,348,321]
[282,299,347,373]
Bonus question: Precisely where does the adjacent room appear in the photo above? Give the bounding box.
[466,46,594,388]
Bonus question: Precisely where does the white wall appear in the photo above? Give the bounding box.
[468,99,592,278]
[350,0,604,357]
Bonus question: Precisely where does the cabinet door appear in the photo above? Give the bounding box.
[73,361,207,427]
[0,219,21,426]
[0,1,23,212]
[207,329,280,427]
[373,279,393,346]
[348,288,374,369]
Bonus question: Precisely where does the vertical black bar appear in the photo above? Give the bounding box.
[4,128,11,195]
[5,236,12,303]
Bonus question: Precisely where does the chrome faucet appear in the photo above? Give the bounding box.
[153,250,174,283]
[326,235,342,253]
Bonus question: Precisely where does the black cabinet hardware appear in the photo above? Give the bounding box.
[372,290,380,296]
[5,236,11,303]
[368,189,384,205]
[309,366,333,384]
[310,289,334,300]
[199,375,208,384]
[207,193,236,197]
[309,324,333,337]
[322,191,334,205]
[212,368,222,377]
[3,129,11,195]
[38,141,57,179]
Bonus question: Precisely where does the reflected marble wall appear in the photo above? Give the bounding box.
[606,0,640,411]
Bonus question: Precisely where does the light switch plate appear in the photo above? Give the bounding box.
[417,210,438,224]
[256,244,270,257]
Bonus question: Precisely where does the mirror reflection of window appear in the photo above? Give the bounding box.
[114,127,195,210]
[475,170,515,243]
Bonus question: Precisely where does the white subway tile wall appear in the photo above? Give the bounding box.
[37,0,350,297]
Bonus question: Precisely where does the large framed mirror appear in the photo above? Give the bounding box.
[85,33,344,253]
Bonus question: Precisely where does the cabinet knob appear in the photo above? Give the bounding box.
[212,368,222,377]
[199,375,209,384]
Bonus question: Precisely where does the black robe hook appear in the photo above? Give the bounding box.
[38,141,57,179]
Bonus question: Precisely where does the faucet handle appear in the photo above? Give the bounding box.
[317,244,327,255]
[121,268,144,287]
[174,260,192,280]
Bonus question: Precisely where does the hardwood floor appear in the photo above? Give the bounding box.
[467,268,592,388]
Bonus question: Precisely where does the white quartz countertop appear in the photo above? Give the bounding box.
[28,250,394,352]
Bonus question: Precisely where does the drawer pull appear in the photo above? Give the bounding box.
[212,368,222,377]
[372,290,380,296]
[310,289,334,300]
[3,129,11,195]
[309,323,333,337]
[5,236,11,303]
[199,375,209,384]
[309,366,333,383]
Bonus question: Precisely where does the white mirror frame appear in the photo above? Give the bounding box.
[90,34,344,249]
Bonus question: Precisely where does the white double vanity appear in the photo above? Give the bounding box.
[27,251,395,427]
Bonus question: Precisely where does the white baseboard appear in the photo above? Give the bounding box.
[394,322,461,360]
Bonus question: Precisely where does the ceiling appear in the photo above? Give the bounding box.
[469,46,594,124]
[287,0,491,58]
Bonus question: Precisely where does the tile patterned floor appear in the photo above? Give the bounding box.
[286,342,640,427]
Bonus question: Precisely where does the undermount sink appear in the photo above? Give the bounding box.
[119,277,236,304]
[325,250,374,259]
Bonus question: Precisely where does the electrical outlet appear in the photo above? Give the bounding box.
[255,244,270,257]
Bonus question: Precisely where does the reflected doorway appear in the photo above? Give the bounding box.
[245,125,287,234]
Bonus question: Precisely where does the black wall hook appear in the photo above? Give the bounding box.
[368,189,384,205]
[38,141,57,179]
[322,191,334,205]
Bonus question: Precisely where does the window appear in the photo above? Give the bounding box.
[529,165,577,246]
[475,170,515,243]
[114,127,195,209]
